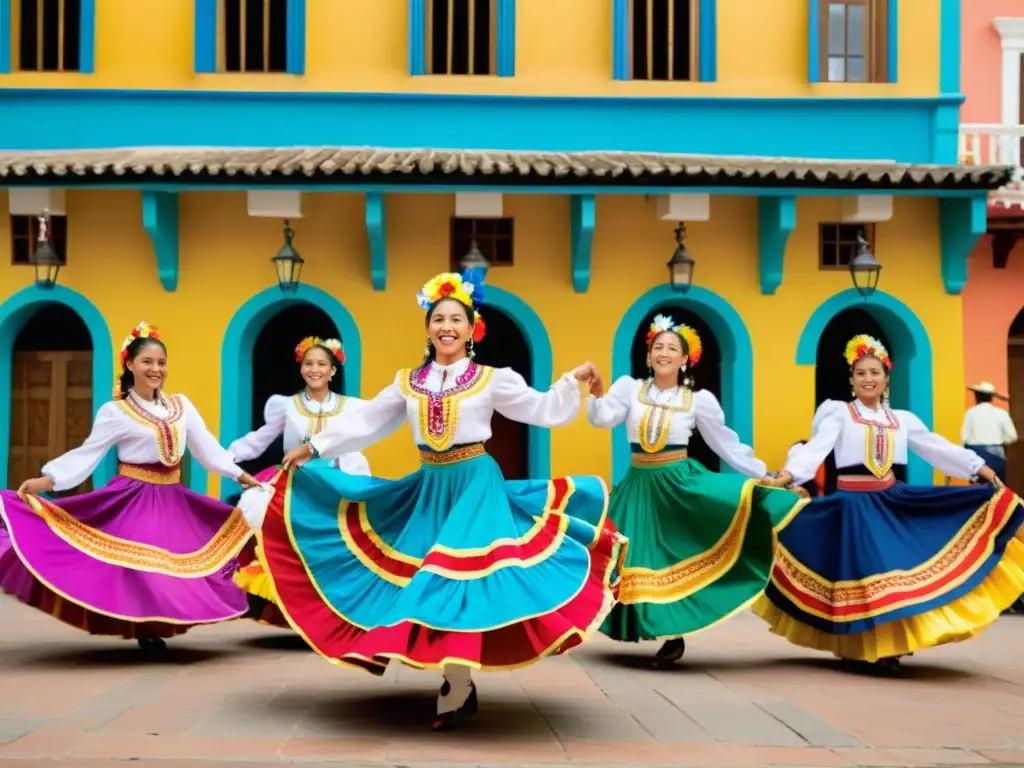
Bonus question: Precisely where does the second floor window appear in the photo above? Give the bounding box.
[427,0,495,76]
[629,0,696,81]
[221,0,288,73]
[16,0,81,72]
[819,223,874,270]
[821,0,887,83]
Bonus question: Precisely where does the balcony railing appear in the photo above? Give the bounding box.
[959,123,1024,210]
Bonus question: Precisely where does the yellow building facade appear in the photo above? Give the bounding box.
[0,0,1008,495]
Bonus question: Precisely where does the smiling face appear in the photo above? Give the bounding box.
[427,298,473,364]
[301,346,336,393]
[851,355,888,405]
[648,331,689,382]
[126,340,168,398]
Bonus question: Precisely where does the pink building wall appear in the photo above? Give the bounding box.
[962,238,1024,408]
[961,1,1024,410]
[961,0,1013,124]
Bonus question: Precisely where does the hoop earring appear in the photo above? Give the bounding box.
[467,338,475,359]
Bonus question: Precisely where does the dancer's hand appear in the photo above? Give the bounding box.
[760,472,793,489]
[573,362,603,396]
[281,444,313,471]
[978,466,1002,486]
[237,472,261,489]
[17,476,54,500]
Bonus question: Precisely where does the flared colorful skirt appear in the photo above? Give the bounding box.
[233,466,291,629]
[601,450,808,642]
[257,444,627,674]
[0,462,252,638]
[754,477,1024,661]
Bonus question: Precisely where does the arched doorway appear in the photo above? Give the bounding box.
[236,304,343,476]
[219,285,363,499]
[9,304,94,496]
[1008,308,1024,491]
[629,307,722,472]
[814,308,893,494]
[796,289,933,485]
[611,285,753,484]
[472,306,531,480]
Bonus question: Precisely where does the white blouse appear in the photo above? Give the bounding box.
[227,392,371,476]
[785,399,987,486]
[40,391,243,492]
[587,376,766,478]
[309,358,581,458]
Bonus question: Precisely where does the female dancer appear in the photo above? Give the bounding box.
[228,336,370,627]
[588,314,807,665]
[758,335,1024,673]
[249,271,626,731]
[0,322,262,653]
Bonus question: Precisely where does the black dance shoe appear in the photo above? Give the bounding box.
[432,681,478,732]
[869,656,901,676]
[653,637,686,666]
[136,635,167,656]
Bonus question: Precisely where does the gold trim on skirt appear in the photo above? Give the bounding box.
[118,463,182,485]
[631,449,688,467]
[419,443,486,466]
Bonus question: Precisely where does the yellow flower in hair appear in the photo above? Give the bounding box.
[844,334,892,370]
[295,336,345,364]
[119,321,160,365]
[646,314,703,366]
[416,272,476,311]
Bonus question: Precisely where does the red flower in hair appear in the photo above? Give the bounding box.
[473,316,487,343]
[439,282,455,297]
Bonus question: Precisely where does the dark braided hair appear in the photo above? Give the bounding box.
[119,337,168,399]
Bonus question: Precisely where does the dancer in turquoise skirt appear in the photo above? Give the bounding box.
[247,270,627,731]
[588,314,807,665]
[758,335,1024,674]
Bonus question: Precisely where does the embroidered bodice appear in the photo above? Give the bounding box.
[587,376,766,477]
[39,391,243,492]
[784,399,986,486]
[228,392,371,476]
[309,358,581,458]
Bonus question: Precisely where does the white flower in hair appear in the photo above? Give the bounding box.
[651,314,675,333]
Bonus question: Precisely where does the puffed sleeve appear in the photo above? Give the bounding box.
[227,395,288,462]
[41,402,126,492]
[180,395,244,479]
[693,390,766,477]
[327,397,373,475]
[784,400,845,486]
[587,376,635,429]
[490,368,581,428]
[309,376,407,458]
[902,411,986,480]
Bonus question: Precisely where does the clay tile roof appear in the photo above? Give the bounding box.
[0,146,1012,190]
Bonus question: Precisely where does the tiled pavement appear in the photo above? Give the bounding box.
[1,598,1023,767]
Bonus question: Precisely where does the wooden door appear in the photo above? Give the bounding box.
[9,351,95,495]
[1008,338,1024,493]
[488,412,528,480]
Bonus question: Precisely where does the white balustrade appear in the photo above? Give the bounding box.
[959,123,1024,210]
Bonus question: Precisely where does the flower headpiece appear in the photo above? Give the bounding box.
[295,336,345,364]
[844,334,892,370]
[416,271,487,343]
[645,314,703,366]
[119,321,160,367]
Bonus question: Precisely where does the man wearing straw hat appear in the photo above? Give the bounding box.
[961,381,1018,483]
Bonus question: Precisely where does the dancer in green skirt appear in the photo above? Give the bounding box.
[587,314,808,664]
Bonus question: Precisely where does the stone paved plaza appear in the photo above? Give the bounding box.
[1,597,1023,768]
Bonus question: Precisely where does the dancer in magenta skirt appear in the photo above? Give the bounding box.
[0,321,262,654]
[227,335,370,627]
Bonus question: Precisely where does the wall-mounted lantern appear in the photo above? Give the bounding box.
[271,219,304,293]
[667,223,695,294]
[849,232,881,299]
[29,212,61,289]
